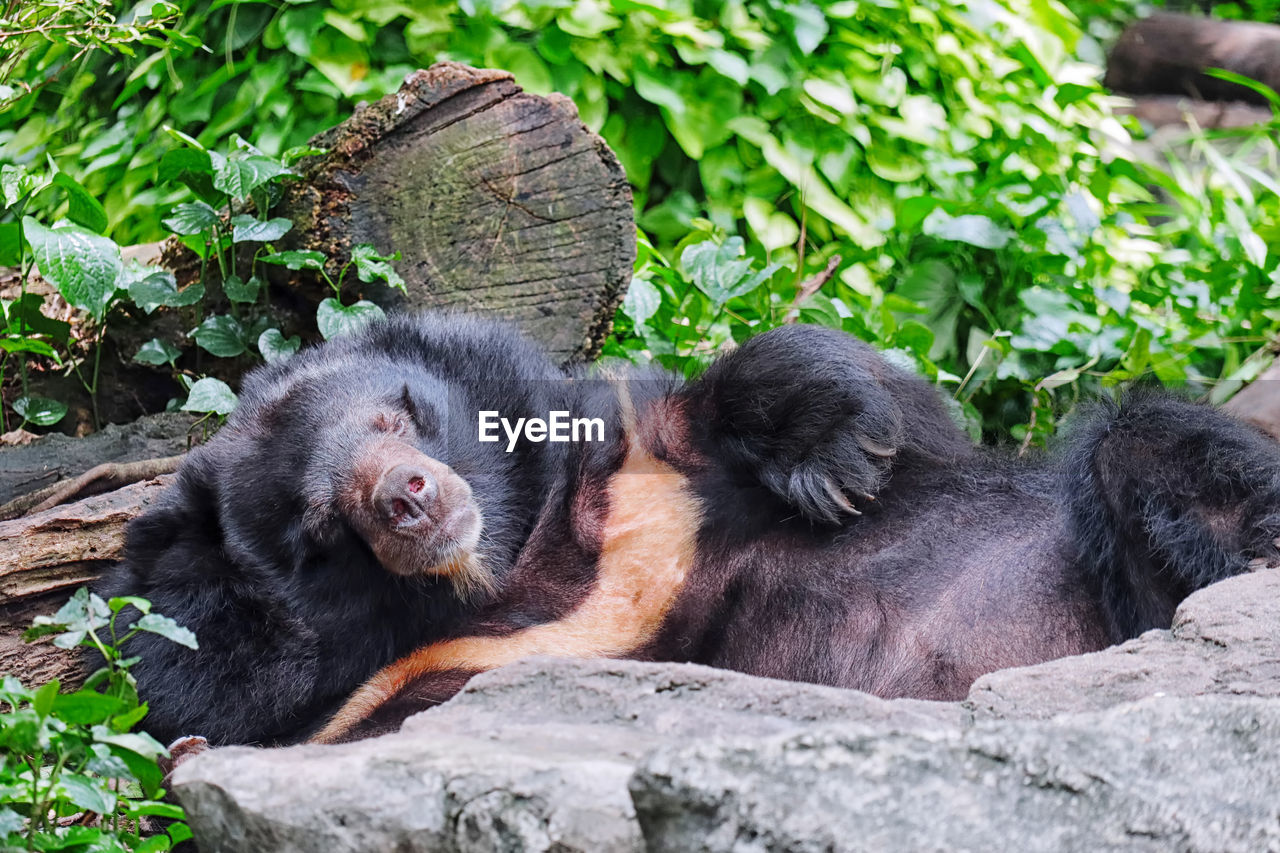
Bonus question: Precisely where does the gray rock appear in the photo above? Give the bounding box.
[172,572,1280,852]
[967,571,1280,720]
[631,695,1280,853]
[172,658,960,853]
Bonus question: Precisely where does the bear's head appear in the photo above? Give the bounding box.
[122,314,568,605]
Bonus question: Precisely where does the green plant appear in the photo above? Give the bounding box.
[3,0,1277,441]
[0,589,197,851]
[1,131,411,431]
[0,0,191,109]
[1,161,116,431]
[258,243,404,341]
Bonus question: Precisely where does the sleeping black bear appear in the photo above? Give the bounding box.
[97,313,1280,746]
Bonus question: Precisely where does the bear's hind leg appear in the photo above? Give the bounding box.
[1063,391,1280,641]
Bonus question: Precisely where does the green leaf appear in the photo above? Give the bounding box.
[786,2,828,54]
[317,297,385,340]
[191,315,247,357]
[282,145,328,166]
[52,629,88,649]
[1,164,36,208]
[258,328,301,363]
[680,237,783,307]
[107,740,165,796]
[91,725,168,760]
[33,679,58,717]
[127,269,204,314]
[158,147,213,182]
[134,338,183,367]
[922,210,1013,250]
[230,215,292,243]
[181,377,238,416]
[0,221,21,267]
[22,217,121,320]
[109,595,151,615]
[59,774,118,815]
[111,702,149,733]
[163,125,206,151]
[163,201,220,236]
[87,748,134,779]
[52,690,127,725]
[211,152,289,199]
[133,613,198,649]
[7,292,71,341]
[13,395,67,426]
[0,337,58,358]
[743,198,800,252]
[803,78,856,115]
[1202,67,1280,112]
[222,274,262,304]
[159,147,217,202]
[866,148,925,183]
[0,807,23,837]
[622,276,661,325]
[259,250,326,271]
[52,173,108,234]
[127,801,187,822]
[351,244,405,291]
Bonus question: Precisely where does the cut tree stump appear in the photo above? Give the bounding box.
[1106,13,1280,105]
[273,62,635,363]
[0,476,173,687]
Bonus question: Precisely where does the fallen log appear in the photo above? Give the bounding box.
[272,62,634,363]
[0,476,173,687]
[0,412,196,511]
[1106,13,1280,105]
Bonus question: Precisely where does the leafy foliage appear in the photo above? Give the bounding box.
[0,130,408,429]
[0,0,1277,440]
[0,590,197,851]
[0,0,190,110]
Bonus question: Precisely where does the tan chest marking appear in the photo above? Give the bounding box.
[313,390,701,743]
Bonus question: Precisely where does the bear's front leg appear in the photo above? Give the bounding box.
[683,324,908,524]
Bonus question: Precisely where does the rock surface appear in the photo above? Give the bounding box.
[171,570,1280,852]
[173,660,959,853]
[967,570,1280,720]
[633,696,1280,853]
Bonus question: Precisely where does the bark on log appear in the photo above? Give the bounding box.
[1106,13,1280,105]
[0,476,173,686]
[275,62,635,363]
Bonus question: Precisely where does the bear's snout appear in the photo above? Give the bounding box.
[375,463,439,525]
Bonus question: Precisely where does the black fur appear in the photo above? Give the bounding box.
[97,315,1280,744]
[98,315,572,744]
